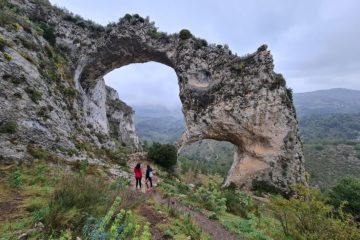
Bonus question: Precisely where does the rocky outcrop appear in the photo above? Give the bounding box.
[0,0,306,193]
[106,86,140,151]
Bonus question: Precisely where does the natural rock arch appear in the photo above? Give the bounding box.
[74,17,306,194]
[0,1,305,194]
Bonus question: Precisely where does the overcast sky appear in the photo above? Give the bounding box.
[50,0,360,109]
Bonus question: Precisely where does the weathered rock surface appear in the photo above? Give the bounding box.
[106,86,140,151]
[0,0,306,193]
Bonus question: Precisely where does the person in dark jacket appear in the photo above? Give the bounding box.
[145,165,153,189]
[134,163,142,190]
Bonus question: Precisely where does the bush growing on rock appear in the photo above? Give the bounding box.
[147,29,167,39]
[0,36,10,51]
[179,29,192,40]
[194,38,208,49]
[121,13,145,25]
[25,87,42,104]
[17,35,38,50]
[3,51,12,61]
[28,146,48,159]
[0,121,17,133]
[147,142,177,169]
[38,22,56,46]
[270,73,286,90]
[286,88,294,104]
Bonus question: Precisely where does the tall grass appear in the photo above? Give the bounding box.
[44,175,113,232]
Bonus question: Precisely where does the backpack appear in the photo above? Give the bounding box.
[149,170,153,178]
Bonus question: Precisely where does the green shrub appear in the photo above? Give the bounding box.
[175,181,190,194]
[59,86,77,98]
[33,163,48,184]
[11,74,26,85]
[38,107,51,120]
[270,73,286,90]
[38,22,56,45]
[269,185,360,240]
[8,166,22,188]
[0,36,9,51]
[121,13,145,25]
[194,38,208,49]
[108,147,129,166]
[327,177,360,217]
[179,29,192,40]
[25,87,42,103]
[17,35,37,50]
[193,184,227,213]
[0,121,17,133]
[286,87,293,104]
[182,214,202,240]
[33,207,49,223]
[220,213,271,240]
[28,146,51,159]
[208,212,218,220]
[222,189,255,217]
[122,13,132,22]
[147,29,167,39]
[147,142,177,169]
[3,51,12,61]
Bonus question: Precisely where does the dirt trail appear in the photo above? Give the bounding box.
[152,191,239,240]
[0,190,24,224]
[137,205,168,240]
[128,155,239,240]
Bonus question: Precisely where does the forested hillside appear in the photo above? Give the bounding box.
[294,88,360,117]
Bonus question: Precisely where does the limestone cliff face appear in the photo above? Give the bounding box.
[106,86,140,151]
[0,0,140,163]
[0,0,306,193]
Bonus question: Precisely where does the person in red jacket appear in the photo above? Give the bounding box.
[134,163,142,190]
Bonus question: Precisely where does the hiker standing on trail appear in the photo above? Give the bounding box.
[145,165,153,190]
[134,163,142,190]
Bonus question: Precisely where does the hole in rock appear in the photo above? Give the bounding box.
[179,140,235,178]
[104,62,235,178]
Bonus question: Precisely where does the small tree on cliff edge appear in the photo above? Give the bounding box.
[147,143,177,170]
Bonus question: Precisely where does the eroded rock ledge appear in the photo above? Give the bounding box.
[0,0,306,194]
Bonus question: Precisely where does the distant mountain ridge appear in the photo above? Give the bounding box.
[133,105,183,118]
[133,89,360,119]
[293,88,360,117]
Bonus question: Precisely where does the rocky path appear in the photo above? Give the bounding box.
[0,191,24,223]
